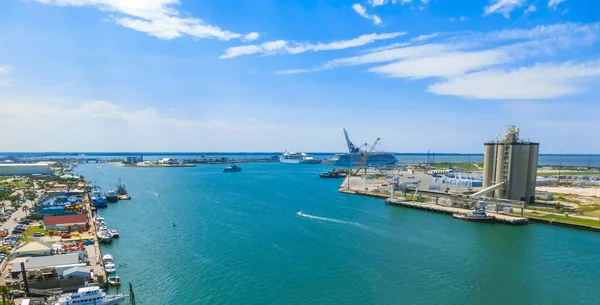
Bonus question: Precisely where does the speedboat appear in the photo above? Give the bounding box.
[108,275,121,286]
[53,286,128,305]
[104,263,116,274]
[297,211,304,216]
[453,208,495,223]
[102,254,113,265]
[111,229,119,238]
[223,164,241,172]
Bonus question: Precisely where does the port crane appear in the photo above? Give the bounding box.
[360,137,381,175]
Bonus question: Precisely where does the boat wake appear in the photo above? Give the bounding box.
[298,212,366,229]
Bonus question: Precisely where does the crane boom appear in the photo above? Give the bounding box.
[361,137,381,175]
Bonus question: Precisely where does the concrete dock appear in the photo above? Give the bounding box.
[339,175,528,225]
[84,194,106,285]
[384,197,528,225]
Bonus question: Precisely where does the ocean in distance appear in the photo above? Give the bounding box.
[76,162,600,304]
[12,152,600,167]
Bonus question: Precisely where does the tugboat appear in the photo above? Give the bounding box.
[105,183,118,203]
[223,164,241,172]
[116,179,130,200]
[319,168,348,178]
[452,202,495,223]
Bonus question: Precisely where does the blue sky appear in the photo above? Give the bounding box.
[0,0,599,153]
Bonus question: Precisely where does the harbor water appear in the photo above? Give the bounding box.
[76,163,600,304]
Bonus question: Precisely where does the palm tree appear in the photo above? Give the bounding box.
[0,284,9,305]
[0,202,4,214]
[21,205,29,216]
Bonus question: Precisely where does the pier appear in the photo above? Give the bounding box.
[339,176,528,226]
[84,193,106,285]
[384,197,528,225]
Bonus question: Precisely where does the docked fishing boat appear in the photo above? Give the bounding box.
[116,179,130,200]
[452,208,495,223]
[111,229,119,238]
[108,275,121,286]
[223,164,241,172]
[319,168,348,178]
[53,285,128,305]
[90,186,108,208]
[97,228,113,243]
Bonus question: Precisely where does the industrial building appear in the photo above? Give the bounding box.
[0,163,54,175]
[482,126,539,204]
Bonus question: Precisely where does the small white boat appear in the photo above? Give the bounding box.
[297,211,304,216]
[102,254,113,264]
[97,228,113,243]
[107,275,121,286]
[111,229,119,238]
[104,263,116,274]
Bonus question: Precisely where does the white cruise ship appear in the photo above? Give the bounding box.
[279,151,319,164]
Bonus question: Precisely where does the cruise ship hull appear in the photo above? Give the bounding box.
[332,153,397,167]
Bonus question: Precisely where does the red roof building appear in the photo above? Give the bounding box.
[43,214,88,231]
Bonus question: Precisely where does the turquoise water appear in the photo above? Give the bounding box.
[76,163,600,304]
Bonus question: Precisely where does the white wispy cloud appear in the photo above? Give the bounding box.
[220,32,405,59]
[428,61,600,99]
[524,5,536,14]
[274,69,311,75]
[548,0,567,9]
[484,0,526,18]
[411,33,438,41]
[369,0,387,6]
[0,65,14,86]
[449,16,468,22]
[321,43,454,69]
[32,0,258,41]
[368,50,510,79]
[352,4,382,25]
[0,65,12,74]
[279,22,600,99]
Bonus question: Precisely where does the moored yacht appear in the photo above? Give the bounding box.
[97,228,113,243]
[53,285,128,305]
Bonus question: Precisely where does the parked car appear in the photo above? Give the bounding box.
[33,232,45,237]
[61,233,71,239]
